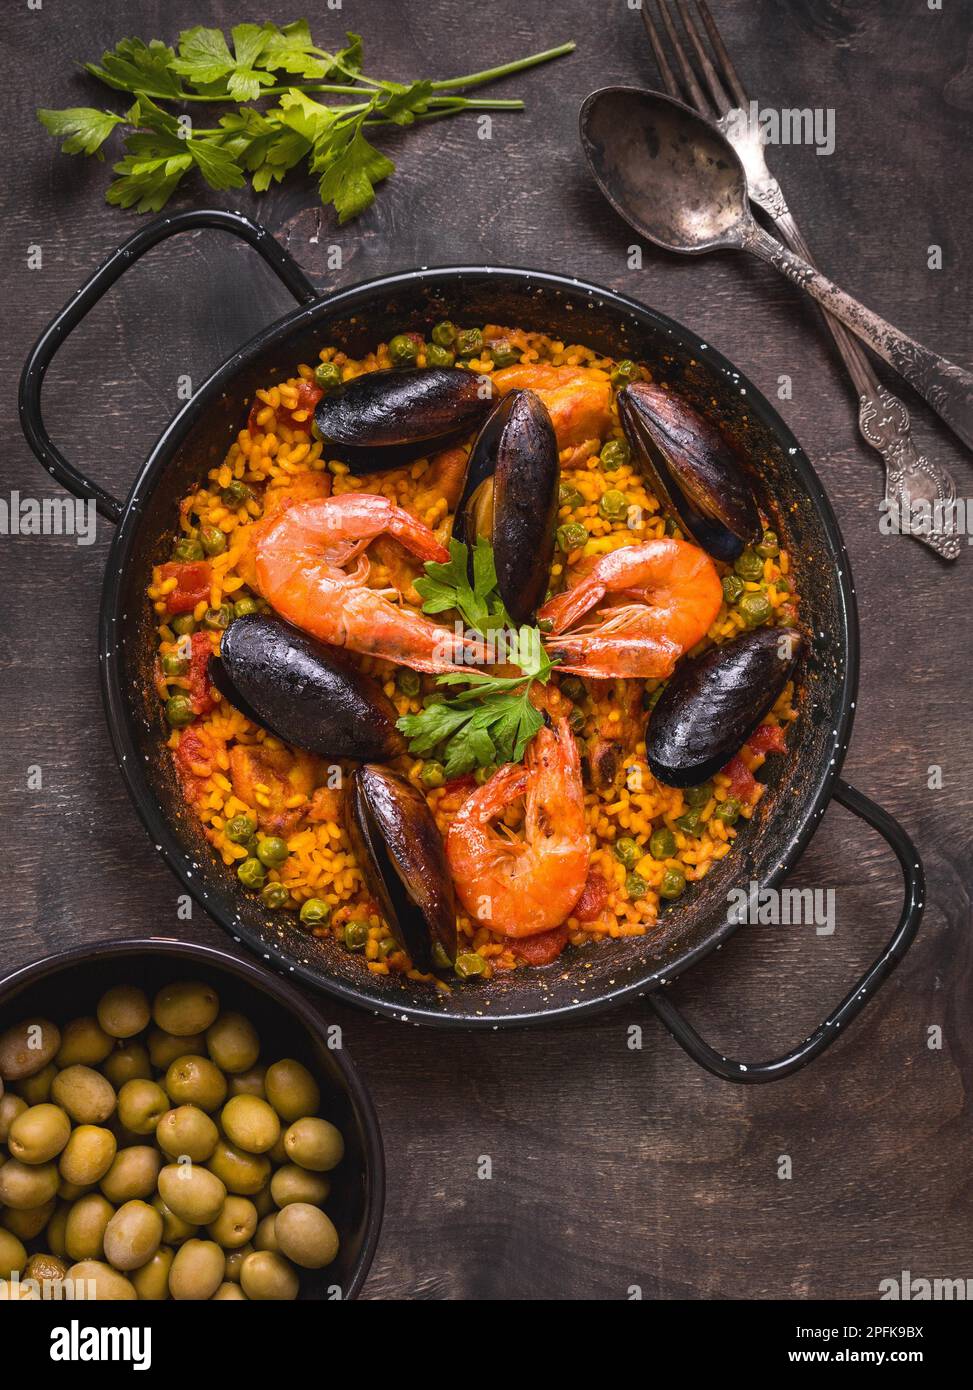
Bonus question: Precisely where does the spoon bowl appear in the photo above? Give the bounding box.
[579,86,751,253]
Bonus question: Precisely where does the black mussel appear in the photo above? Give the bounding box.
[313,367,494,473]
[646,628,802,786]
[454,389,559,624]
[345,765,457,971]
[210,613,405,760]
[618,382,761,561]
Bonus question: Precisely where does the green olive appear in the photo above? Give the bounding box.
[257,836,289,868]
[269,1165,330,1209]
[225,815,257,845]
[298,898,331,928]
[0,1156,60,1212]
[600,438,631,471]
[63,1193,115,1262]
[96,985,151,1040]
[221,1095,281,1155]
[59,1126,117,1187]
[237,857,266,890]
[46,1203,70,1259]
[1,1199,55,1241]
[253,1212,280,1252]
[388,333,420,367]
[103,1200,163,1272]
[158,1164,226,1226]
[51,1066,117,1125]
[207,1139,271,1196]
[0,1229,27,1280]
[659,866,687,900]
[313,361,342,391]
[100,1146,161,1204]
[283,1116,344,1172]
[147,1029,206,1071]
[165,695,195,728]
[130,1246,174,1301]
[164,1055,227,1113]
[151,1196,197,1247]
[227,1066,267,1100]
[264,1059,320,1124]
[55,1018,115,1068]
[13,1063,57,1105]
[207,1195,258,1249]
[625,872,648,901]
[212,1280,248,1300]
[205,1014,260,1076]
[0,1092,28,1143]
[431,320,456,347]
[154,982,220,1039]
[24,1253,68,1285]
[65,1260,137,1301]
[117,1079,169,1136]
[102,1042,152,1089]
[172,537,204,562]
[275,1202,339,1269]
[199,525,227,557]
[7,1104,72,1164]
[0,1018,60,1079]
[240,1248,301,1301]
[613,836,641,870]
[155,1105,219,1164]
[649,827,676,860]
[223,1243,253,1284]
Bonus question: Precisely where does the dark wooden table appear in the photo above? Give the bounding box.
[3,0,971,1300]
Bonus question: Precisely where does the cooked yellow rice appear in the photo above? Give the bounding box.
[148,325,799,987]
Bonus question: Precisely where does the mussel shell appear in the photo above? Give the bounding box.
[646,628,802,786]
[210,614,405,760]
[455,389,559,624]
[618,382,761,562]
[313,367,494,474]
[345,765,457,971]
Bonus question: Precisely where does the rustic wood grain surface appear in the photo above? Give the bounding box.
[2,0,971,1300]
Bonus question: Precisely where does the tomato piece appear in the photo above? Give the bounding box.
[573,869,608,923]
[747,723,787,755]
[511,923,569,965]
[174,726,219,804]
[188,631,218,715]
[161,561,211,615]
[722,754,758,803]
[246,380,322,435]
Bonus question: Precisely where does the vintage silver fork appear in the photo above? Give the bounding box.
[641,0,960,560]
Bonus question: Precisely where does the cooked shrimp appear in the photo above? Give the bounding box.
[539,538,722,679]
[492,364,612,449]
[446,717,589,937]
[255,494,490,672]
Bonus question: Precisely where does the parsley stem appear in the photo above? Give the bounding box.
[427,41,576,92]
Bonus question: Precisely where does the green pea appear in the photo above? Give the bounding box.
[600,439,630,472]
[420,762,446,789]
[172,538,204,562]
[377,937,398,959]
[675,810,702,835]
[733,549,764,581]
[431,321,457,347]
[489,341,519,368]
[614,837,641,870]
[199,526,227,557]
[560,675,586,702]
[204,604,233,632]
[722,574,745,605]
[610,359,639,387]
[713,797,741,826]
[599,489,628,520]
[455,328,483,358]
[738,592,772,626]
[625,872,648,900]
[343,921,369,952]
[162,654,189,677]
[233,597,258,619]
[684,781,714,809]
[568,707,586,733]
[659,867,687,900]
[221,482,254,508]
[558,485,585,509]
[171,614,196,636]
[756,529,780,559]
[426,344,455,368]
[226,815,257,845]
[396,669,421,697]
[649,827,676,859]
[454,952,486,979]
[557,522,589,552]
[257,837,289,868]
[388,334,419,367]
[165,695,194,728]
[261,883,289,910]
[313,361,342,391]
[299,899,331,928]
[237,858,266,890]
[474,763,498,785]
[431,941,453,970]
[664,517,684,540]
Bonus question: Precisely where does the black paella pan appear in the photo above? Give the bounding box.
[19,209,923,1079]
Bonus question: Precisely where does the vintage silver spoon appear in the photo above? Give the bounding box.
[580,87,973,457]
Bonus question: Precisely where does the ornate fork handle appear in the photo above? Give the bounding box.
[721,112,961,560]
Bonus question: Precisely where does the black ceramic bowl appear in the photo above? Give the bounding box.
[0,937,384,1299]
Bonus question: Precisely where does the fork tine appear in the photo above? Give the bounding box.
[695,0,750,109]
[654,0,713,115]
[675,0,732,114]
[640,3,681,100]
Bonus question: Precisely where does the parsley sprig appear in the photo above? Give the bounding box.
[37,21,574,221]
[396,541,557,778]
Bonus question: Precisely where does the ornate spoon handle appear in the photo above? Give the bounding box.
[741,222,973,457]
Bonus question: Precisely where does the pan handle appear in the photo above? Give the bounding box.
[647,779,924,1083]
[18,209,318,525]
